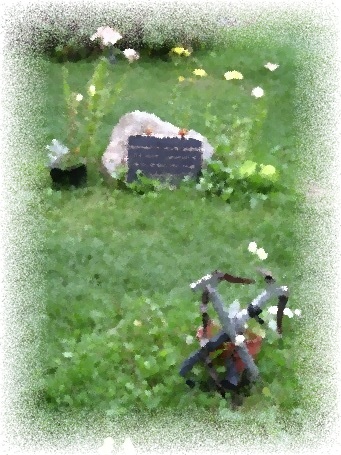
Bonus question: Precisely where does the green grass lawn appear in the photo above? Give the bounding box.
[36,25,309,424]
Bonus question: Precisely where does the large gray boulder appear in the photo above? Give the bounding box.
[101,110,214,177]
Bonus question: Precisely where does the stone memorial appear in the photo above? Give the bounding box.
[101,111,214,178]
[126,135,203,183]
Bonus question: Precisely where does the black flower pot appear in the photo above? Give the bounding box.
[50,164,87,188]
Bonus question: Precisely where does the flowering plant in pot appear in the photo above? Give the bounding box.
[179,258,301,409]
[47,26,139,187]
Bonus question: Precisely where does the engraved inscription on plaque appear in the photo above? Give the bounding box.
[126,135,203,183]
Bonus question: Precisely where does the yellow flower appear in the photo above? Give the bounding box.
[178,76,185,82]
[224,70,244,80]
[259,164,276,177]
[171,47,185,55]
[193,68,207,77]
[182,49,191,57]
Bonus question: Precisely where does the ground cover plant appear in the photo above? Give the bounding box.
[35,20,310,425]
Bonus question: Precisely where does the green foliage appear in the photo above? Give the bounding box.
[41,180,301,414]
[195,158,281,205]
[49,58,126,170]
[37,26,306,419]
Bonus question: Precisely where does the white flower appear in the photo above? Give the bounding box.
[122,437,137,455]
[268,305,278,315]
[256,248,268,260]
[75,93,83,101]
[133,320,142,327]
[294,309,302,317]
[186,335,194,345]
[123,49,140,62]
[88,85,96,96]
[46,139,69,166]
[264,62,279,71]
[90,26,122,46]
[281,285,289,295]
[235,334,245,346]
[251,86,264,98]
[46,139,69,156]
[284,308,294,318]
[248,241,258,253]
[268,319,277,331]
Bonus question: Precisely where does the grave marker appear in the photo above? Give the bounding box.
[126,135,203,183]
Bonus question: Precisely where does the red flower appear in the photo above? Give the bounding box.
[178,128,188,138]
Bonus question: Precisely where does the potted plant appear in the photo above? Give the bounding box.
[47,139,87,187]
[46,26,139,188]
[196,320,263,372]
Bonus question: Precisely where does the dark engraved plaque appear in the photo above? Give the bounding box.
[126,135,203,183]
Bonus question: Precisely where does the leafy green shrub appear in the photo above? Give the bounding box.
[196,159,280,203]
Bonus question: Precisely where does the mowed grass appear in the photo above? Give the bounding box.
[37,26,308,422]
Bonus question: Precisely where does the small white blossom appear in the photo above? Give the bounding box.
[46,139,69,156]
[251,86,264,98]
[123,48,140,62]
[46,139,69,166]
[294,309,302,317]
[268,319,277,331]
[186,335,194,345]
[284,308,294,318]
[264,62,279,71]
[268,305,278,315]
[133,320,142,327]
[88,85,96,96]
[279,285,289,297]
[91,26,122,46]
[256,248,268,260]
[75,93,83,101]
[248,241,258,253]
[235,334,245,346]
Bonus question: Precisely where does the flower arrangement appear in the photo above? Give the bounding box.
[46,27,139,172]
